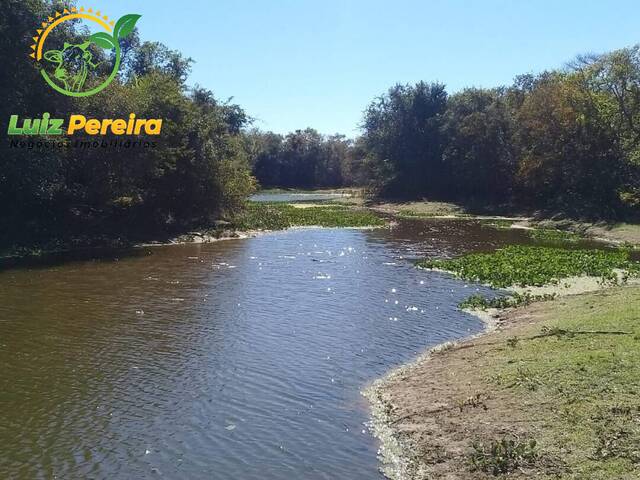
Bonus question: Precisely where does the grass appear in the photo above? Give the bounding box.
[417,245,639,288]
[470,436,538,475]
[374,200,467,218]
[231,202,385,230]
[484,287,640,478]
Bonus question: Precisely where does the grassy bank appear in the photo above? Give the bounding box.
[368,286,640,479]
[368,243,640,479]
[231,202,385,230]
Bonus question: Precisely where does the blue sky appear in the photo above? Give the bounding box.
[104,0,640,136]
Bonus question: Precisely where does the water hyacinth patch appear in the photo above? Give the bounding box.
[417,245,640,288]
[232,202,385,231]
[458,292,556,310]
[527,228,584,243]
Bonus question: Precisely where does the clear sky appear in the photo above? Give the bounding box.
[104,0,640,136]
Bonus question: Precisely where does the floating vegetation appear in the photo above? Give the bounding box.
[231,202,385,230]
[418,246,640,288]
[459,292,556,310]
[528,228,584,243]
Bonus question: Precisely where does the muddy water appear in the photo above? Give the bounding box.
[0,219,605,479]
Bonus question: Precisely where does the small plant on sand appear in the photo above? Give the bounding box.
[470,436,538,475]
[458,393,488,412]
[512,367,543,391]
[506,336,520,348]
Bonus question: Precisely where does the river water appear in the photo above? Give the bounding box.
[0,215,601,479]
[249,192,351,203]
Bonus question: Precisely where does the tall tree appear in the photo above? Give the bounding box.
[361,82,448,197]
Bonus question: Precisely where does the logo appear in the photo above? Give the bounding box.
[30,7,140,97]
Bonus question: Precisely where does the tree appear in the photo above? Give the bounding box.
[515,71,625,215]
[361,82,448,198]
[0,0,256,250]
[442,88,516,204]
[245,128,353,189]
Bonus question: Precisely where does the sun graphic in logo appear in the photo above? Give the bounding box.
[30,7,140,97]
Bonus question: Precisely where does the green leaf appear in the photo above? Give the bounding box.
[89,32,116,50]
[113,14,141,40]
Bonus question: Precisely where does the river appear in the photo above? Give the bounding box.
[0,211,599,479]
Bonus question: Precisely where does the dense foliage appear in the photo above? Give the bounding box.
[243,128,366,189]
[4,0,639,255]
[361,52,640,219]
[0,0,255,251]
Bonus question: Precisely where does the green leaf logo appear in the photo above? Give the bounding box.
[113,14,141,40]
[89,32,116,50]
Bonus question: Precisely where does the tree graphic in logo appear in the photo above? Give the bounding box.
[30,7,140,97]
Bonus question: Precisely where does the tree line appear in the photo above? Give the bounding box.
[248,49,640,219]
[359,49,640,218]
[243,128,368,189]
[1,0,255,250]
[3,0,639,255]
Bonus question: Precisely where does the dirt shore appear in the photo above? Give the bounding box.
[365,285,640,479]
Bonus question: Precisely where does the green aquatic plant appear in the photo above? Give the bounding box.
[459,292,556,310]
[528,228,584,243]
[231,202,385,230]
[418,246,639,288]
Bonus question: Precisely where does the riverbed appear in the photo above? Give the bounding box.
[0,217,609,479]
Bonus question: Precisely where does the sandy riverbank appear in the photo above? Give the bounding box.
[364,277,640,479]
